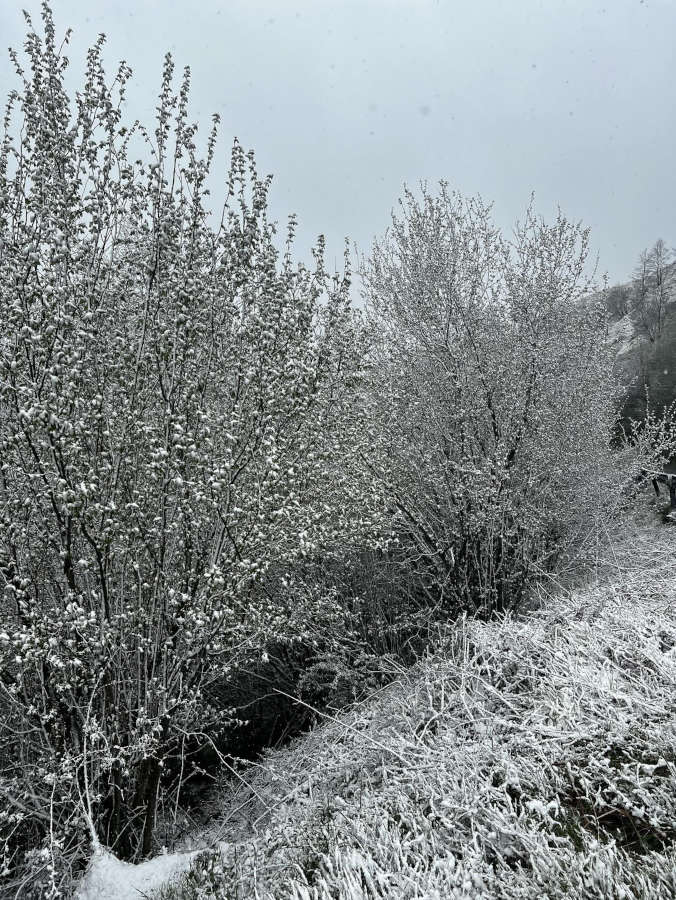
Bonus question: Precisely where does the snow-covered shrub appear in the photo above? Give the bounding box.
[0,5,384,891]
[622,395,676,480]
[361,186,619,615]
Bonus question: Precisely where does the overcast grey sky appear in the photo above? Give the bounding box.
[1,0,674,287]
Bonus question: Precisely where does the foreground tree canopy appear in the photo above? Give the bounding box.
[0,4,383,879]
[0,5,638,896]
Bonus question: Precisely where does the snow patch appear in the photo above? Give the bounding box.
[607,314,639,356]
[75,847,199,900]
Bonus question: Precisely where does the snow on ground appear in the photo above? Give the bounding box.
[75,847,200,900]
[607,313,639,356]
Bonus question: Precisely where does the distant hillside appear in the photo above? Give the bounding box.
[604,259,676,424]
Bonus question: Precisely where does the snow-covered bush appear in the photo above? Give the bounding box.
[361,186,619,615]
[0,5,383,891]
[622,396,676,480]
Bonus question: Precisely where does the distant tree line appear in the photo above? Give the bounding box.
[607,241,676,425]
[606,239,674,341]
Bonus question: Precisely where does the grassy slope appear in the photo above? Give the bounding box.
[146,516,676,900]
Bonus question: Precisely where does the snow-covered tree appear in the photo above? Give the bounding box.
[0,5,383,886]
[361,185,618,615]
[631,239,674,341]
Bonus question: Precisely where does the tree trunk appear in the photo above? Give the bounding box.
[142,756,161,858]
[134,754,162,859]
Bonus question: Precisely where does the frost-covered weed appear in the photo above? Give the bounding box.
[152,526,676,900]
